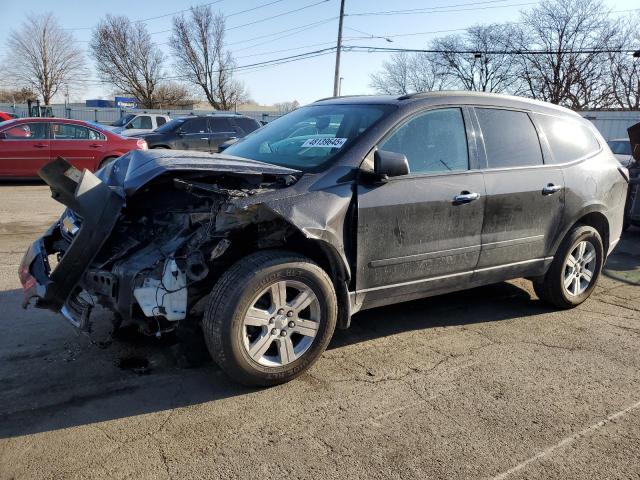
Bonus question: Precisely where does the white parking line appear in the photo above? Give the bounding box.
[490,399,640,480]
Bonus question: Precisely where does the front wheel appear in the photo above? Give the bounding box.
[533,225,604,308]
[203,250,337,386]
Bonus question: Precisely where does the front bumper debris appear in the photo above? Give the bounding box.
[18,158,125,312]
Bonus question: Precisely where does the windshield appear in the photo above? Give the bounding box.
[155,117,186,133]
[224,104,394,171]
[112,114,136,127]
[608,140,632,155]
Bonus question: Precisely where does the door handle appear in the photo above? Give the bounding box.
[200,137,209,140]
[89,143,101,148]
[33,143,47,148]
[453,191,480,204]
[542,183,563,195]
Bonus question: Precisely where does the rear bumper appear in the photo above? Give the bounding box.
[18,158,125,312]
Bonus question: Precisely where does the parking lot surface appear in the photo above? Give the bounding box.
[0,184,639,480]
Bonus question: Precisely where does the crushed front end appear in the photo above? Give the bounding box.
[19,151,301,334]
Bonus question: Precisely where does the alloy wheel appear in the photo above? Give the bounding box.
[563,240,596,297]
[242,280,321,367]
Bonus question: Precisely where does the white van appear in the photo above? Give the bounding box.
[106,113,171,136]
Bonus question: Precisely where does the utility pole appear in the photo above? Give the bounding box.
[333,0,345,97]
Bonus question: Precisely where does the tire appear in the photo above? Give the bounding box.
[533,225,604,309]
[99,156,118,169]
[203,250,337,387]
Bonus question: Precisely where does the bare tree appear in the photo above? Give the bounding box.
[6,13,85,105]
[431,24,519,93]
[514,0,618,109]
[273,100,300,113]
[154,82,194,108]
[0,87,37,104]
[170,6,246,110]
[608,17,640,110]
[370,52,447,95]
[90,15,164,108]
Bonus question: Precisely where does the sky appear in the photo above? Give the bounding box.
[0,0,638,106]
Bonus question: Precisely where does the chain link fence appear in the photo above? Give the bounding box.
[0,104,284,125]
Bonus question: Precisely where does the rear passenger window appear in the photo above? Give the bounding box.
[534,114,600,164]
[156,117,167,127]
[235,117,260,134]
[209,117,235,133]
[379,108,469,174]
[130,116,152,130]
[476,108,543,168]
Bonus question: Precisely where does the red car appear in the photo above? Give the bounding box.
[0,118,147,178]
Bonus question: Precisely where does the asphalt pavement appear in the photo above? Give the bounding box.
[0,184,639,480]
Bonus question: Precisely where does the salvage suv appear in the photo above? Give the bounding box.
[20,92,628,386]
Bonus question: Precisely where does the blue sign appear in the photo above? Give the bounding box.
[115,96,138,109]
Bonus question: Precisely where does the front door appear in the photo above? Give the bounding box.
[473,107,565,270]
[356,107,485,308]
[0,122,50,177]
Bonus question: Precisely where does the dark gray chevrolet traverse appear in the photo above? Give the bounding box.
[20,92,628,386]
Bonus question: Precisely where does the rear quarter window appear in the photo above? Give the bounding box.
[534,113,600,164]
[476,108,543,168]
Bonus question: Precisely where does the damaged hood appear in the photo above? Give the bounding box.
[97,149,302,195]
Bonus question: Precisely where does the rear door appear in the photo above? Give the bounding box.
[208,117,239,152]
[356,107,486,307]
[0,122,50,177]
[473,107,564,270]
[175,117,210,151]
[50,123,106,171]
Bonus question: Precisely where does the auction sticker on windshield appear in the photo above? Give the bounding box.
[301,137,348,148]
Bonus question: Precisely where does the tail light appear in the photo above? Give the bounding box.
[136,139,148,150]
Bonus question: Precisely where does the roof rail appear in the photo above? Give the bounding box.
[313,94,369,102]
[397,92,433,100]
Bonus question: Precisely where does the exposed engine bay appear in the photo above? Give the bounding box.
[63,170,301,334]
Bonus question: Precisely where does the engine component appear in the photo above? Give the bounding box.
[133,259,187,321]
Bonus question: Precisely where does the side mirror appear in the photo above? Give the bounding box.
[374,149,409,179]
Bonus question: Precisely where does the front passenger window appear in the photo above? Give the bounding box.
[379,108,469,174]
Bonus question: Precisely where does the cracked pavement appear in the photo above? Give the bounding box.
[0,184,639,479]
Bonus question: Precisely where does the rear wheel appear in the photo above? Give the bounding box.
[533,225,603,308]
[203,250,337,386]
[99,156,118,169]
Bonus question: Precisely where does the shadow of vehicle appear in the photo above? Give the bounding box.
[0,279,554,439]
[602,227,640,286]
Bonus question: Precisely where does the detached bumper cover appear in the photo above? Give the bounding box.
[19,158,125,312]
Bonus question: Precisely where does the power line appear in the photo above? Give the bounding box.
[65,0,226,30]
[148,0,292,36]
[348,1,538,17]
[227,0,329,31]
[343,45,640,55]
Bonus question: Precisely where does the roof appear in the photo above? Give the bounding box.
[313,91,581,119]
[6,117,98,124]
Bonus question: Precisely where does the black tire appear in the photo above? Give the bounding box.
[533,225,604,309]
[203,250,337,387]
[99,156,118,169]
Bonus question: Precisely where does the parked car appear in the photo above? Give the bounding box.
[624,123,640,229]
[0,118,147,178]
[20,92,627,386]
[104,113,170,136]
[607,138,634,167]
[132,113,261,152]
[0,111,17,121]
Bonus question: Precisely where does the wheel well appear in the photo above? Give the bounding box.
[576,212,609,251]
[152,145,170,149]
[99,156,118,169]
